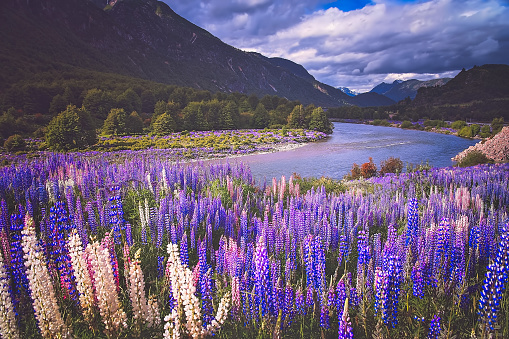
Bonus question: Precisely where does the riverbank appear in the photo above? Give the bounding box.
[0,129,324,166]
[452,126,509,162]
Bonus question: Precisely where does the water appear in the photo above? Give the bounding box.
[219,122,478,183]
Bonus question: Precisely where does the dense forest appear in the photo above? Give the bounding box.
[0,70,332,151]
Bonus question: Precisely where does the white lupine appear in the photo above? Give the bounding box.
[163,243,230,339]
[67,229,95,323]
[85,238,127,337]
[0,242,20,339]
[127,249,160,328]
[21,215,71,339]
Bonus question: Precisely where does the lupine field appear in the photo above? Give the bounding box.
[0,148,508,338]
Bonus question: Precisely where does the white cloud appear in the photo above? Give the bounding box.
[164,0,509,92]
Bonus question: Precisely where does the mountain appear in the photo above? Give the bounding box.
[346,92,395,107]
[370,78,451,102]
[338,87,358,97]
[0,0,360,109]
[412,65,509,107]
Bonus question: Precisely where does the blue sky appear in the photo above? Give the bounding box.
[164,0,509,92]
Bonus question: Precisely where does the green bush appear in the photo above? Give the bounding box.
[457,150,492,167]
[4,134,26,152]
[400,120,413,129]
[451,120,467,130]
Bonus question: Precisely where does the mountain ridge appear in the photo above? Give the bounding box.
[370,78,452,102]
[2,0,372,108]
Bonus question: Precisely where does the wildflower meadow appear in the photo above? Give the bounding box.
[0,149,508,338]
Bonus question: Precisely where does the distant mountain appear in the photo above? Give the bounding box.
[412,65,509,106]
[347,92,395,107]
[370,78,451,102]
[338,87,358,97]
[1,0,360,108]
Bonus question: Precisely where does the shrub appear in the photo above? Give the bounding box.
[458,150,492,167]
[451,120,467,130]
[400,121,413,129]
[361,157,377,178]
[480,125,491,138]
[4,134,26,152]
[458,126,474,138]
[348,163,361,180]
[380,157,403,175]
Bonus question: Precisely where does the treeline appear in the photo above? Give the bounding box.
[0,72,332,151]
[327,97,508,123]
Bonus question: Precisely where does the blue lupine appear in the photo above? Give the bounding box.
[201,268,214,327]
[478,220,509,331]
[254,236,270,317]
[427,314,441,339]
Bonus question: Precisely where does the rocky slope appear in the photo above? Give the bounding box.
[452,126,509,162]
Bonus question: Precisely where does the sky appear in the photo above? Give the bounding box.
[164,0,509,93]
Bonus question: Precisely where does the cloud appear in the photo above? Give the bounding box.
[164,0,509,92]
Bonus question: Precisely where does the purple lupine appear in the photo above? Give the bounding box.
[254,236,270,317]
[283,284,294,326]
[411,260,425,298]
[336,278,347,320]
[320,303,330,329]
[314,235,326,299]
[338,298,353,339]
[295,287,306,316]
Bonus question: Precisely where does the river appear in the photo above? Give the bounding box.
[222,122,477,183]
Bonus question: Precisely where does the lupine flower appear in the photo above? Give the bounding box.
[127,248,160,328]
[254,236,270,317]
[427,314,441,339]
[21,216,72,339]
[320,303,330,329]
[478,220,509,331]
[0,241,19,339]
[338,298,353,339]
[85,237,127,337]
[163,243,230,338]
[67,229,95,324]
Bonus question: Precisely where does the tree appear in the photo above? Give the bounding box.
[287,104,305,128]
[220,101,237,130]
[152,112,176,136]
[102,108,127,136]
[491,117,504,135]
[83,89,115,122]
[480,125,491,138]
[126,111,144,134]
[116,88,142,114]
[252,103,270,129]
[45,105,96,151]
[308,107,333,134]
